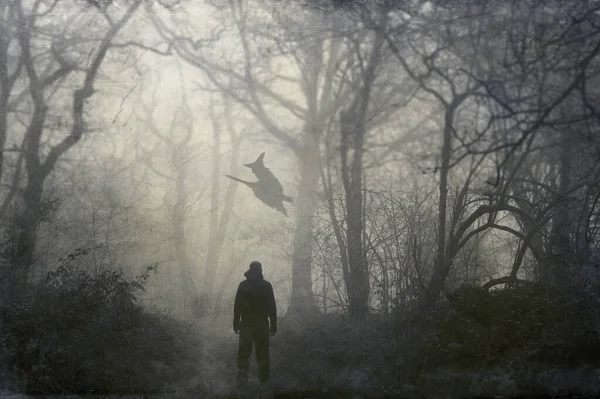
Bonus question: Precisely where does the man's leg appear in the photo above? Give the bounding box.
[254,328,271,384]
[237,327,254,388]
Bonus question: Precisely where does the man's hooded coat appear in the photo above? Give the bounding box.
[233,264,277,333]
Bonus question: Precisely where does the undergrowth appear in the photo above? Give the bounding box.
[0,255,203,395]
[403,283,600,379]
[2,260,600,398]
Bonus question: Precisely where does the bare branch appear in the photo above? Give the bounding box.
[42,0,143,174]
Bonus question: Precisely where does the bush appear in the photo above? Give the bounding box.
[0,257,203,395]
[407,283,600,375]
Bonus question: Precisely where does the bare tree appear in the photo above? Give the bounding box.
[203,96,242,307]
[367,0,600,308]
[325,9,387,321]
[148,1,372,316]
[0,0,143,299]
[135,66,201,315]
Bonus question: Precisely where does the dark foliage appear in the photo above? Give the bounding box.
[3,259,600,397]
[0,258,203,395]
[405,283,600,377]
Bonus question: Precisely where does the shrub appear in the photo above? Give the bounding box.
[407,282,600,375]
[0,256,203,395]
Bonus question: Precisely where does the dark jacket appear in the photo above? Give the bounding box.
[233,270,277,333]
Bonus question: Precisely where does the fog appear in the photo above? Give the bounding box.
[24,1,302,318]
[2,0,600,397]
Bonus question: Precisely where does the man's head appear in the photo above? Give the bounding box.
[244,261,263,279]
[249,261,262,273]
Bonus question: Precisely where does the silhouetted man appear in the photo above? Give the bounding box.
[233,261,277,387]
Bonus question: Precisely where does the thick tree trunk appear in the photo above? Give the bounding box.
[419,108,454,311]
[172,167,196,313]
[331,25,383,321]
[0,48,8,186]
[340,109,369,321]
[10,173,44,297]
[9,94,48,298]
[287,145,320,318]
[204,121,240,317]
[346,201,369,320]
[204,125,222,298]
[549,136,572,286]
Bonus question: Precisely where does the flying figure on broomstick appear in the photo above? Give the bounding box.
[226,152,293,216]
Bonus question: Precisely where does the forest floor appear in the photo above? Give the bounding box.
[4,306,600,399]
[151,314,600,399]
[18,317,600,399]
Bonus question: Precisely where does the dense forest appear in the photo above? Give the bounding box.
[2,0,600,398]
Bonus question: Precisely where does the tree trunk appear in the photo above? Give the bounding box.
[287,143,320,318]
[340,109,369,321]
[321,265,327,313]
[549,135,572,286]
[204,122,222,297]
[204,116,240,317]
[381,250,390,315]
[331,24,384,321]
[171,165,196,314]
[0,8,9,186]
[419,108,454,311]
[10,172,44,297]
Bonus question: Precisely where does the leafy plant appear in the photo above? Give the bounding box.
[0,252,202,395]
